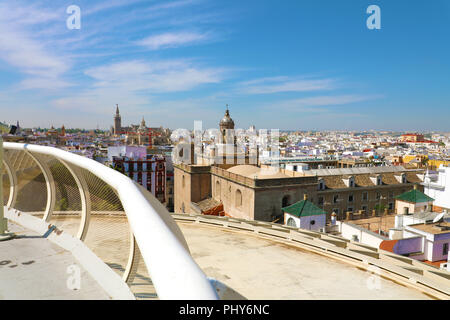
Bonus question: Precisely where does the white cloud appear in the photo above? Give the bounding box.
[239,76,337,94]
[265,94,382,112]
[0,2,71,89]
[84,59,224,92]
[84,0,146,15]
[51,59,226,119]
[136,31,209,50]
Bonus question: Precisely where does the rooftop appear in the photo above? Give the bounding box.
[226,165,289,179]
[407,222,450,235]
[395,189,434,203]
[282,199,327,217]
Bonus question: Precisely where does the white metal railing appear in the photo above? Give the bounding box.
[1,141,218,300]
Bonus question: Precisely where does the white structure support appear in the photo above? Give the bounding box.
[123,232,141,284]
[2,155,17,208]
[3,142,218,300]
[59,159,91,241]
[25,151,56,222]
[0,136,5,234]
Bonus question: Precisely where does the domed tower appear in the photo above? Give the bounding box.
[219,105,235,142]
[114,104,121,135]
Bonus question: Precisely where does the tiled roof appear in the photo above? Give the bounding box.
[395,189,434,203]
[196,198,221,211]
[320,172,421,189]
[282,200,327,217]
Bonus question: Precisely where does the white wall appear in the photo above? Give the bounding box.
[338,221,387,248]
[299,214,326,232]
[424,165,450,209]
[284,213,326,232]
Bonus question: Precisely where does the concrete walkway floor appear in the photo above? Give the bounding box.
[0,222,111,299]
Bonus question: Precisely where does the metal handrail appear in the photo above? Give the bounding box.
[2,142,218,300]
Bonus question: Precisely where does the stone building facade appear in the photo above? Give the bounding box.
[173,108,425,223]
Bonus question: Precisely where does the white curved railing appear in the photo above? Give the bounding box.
[1,142,218,300]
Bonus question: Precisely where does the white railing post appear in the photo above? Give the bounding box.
[0,136,14,240]
[0,135,5,233]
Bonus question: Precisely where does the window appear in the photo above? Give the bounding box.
[318,196,324,206]
[376,192,381,200]
[362,192,368,201]
[333,195,339,204]
[443,243,449,256]
[349,177,355,188]
[282,195,291,208]
[377,176,382,185]
[235,189,242,207]
[362,205,367,213]
[215,181,221,198]
[318,179,325,190]
[287,217,296,227]
[402,174,407,184]
[389,202,394,210]
[348,194,354,203]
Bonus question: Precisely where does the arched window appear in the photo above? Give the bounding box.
[287,217,297,227]
[282,195,290,208]
[235,189,242,207]
[216,181,221,199]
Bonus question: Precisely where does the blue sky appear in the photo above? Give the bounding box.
[0,0,449,131]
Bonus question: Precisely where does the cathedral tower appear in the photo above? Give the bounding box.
[114,104,122,135]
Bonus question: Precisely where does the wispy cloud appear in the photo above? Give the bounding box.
[239,76,337,94]
[84,0,147,15]
[136,31,210,50]
[0,2,72,89]
[84,59,225,92]
[264,94,382,112]
[51,59,227,116]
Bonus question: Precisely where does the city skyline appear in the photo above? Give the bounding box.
[0,0,449,130]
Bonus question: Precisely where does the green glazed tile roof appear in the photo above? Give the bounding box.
[282,200,327,217]
[395,189,434,203]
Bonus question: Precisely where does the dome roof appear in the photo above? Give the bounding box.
[219,108,234,128]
